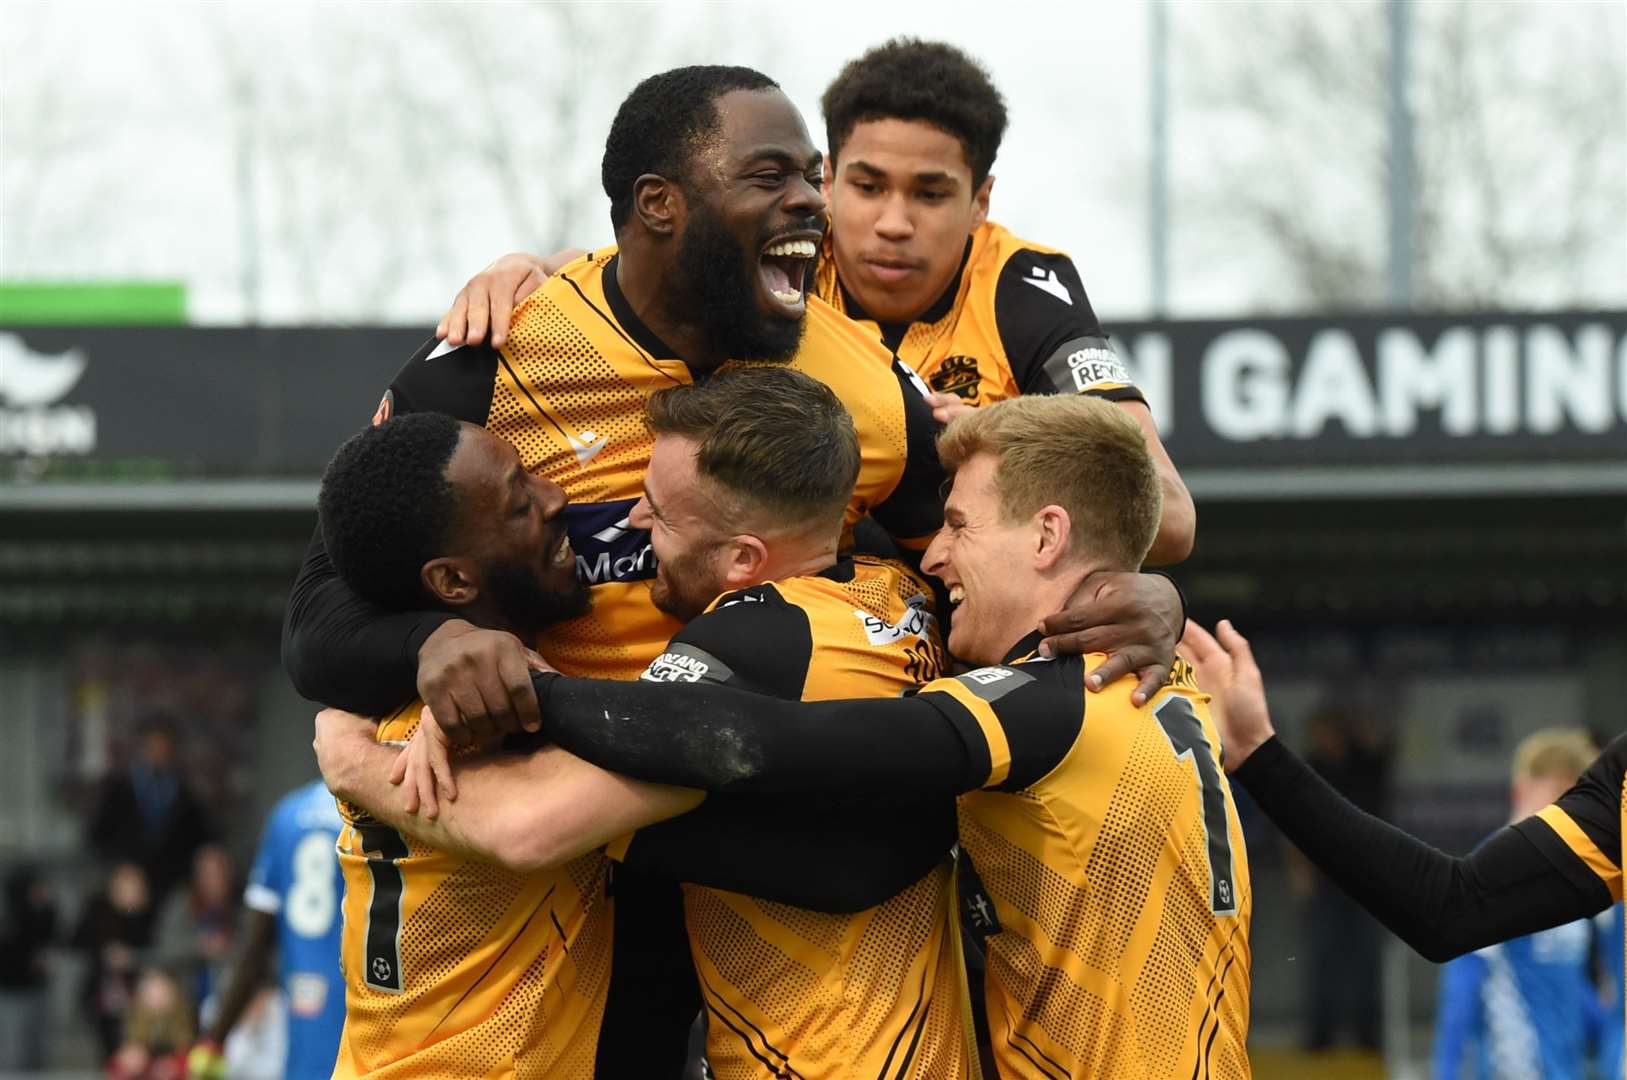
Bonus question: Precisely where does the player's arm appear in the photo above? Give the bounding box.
[586,591,959,912]
[529,661,1078,798]
[282,340,545,743]
[995,249,1194,564]
[314,709,701,872]
[438,250,586,348]
[1184,619,1621,962]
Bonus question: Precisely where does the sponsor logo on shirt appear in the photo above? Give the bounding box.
[955,664,1036,703]
[1042,336,1132,395]
[564,499,657,585]
[854,593,936,646]
[1022,266,1073,305]
[639,643,734,684]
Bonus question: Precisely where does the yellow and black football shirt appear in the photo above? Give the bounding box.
[917,645,1251,1080]
[596,556,976,1080]
[385,250,944,683]
[521,638,1252,1080]
[284,247,946,704]
[814,221,1144,409]
[332,702,612,1079]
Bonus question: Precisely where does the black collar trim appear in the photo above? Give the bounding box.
[602,254,681,362]
[1002,629,1046,665]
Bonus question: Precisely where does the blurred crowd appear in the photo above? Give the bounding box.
[0,714,278,1077]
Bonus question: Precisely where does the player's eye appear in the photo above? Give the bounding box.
[851,180,881,195]
[752,170,787,186]
[513,498,532,517]
[918,190,950,203]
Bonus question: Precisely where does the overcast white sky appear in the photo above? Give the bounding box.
[2,0,1623,325]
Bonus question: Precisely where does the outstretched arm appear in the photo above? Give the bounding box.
[1183,619,1618,962]
[313,709,701,873]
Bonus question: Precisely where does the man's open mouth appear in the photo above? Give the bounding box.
[758,236,819,313]
[547,527,573,569]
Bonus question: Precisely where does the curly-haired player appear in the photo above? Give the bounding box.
[443,39,1196,567]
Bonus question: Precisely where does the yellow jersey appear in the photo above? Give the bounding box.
[332,703,612,1078]
[815,221,1143,409]
[915,644,1252,1079]
[609,557,977,1079]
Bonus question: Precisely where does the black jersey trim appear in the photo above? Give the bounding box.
[495,352,576,447]
[1004,1017,1068,1080]
[814,557,858,584]
[697,965,806,1080]
[875,960,932,1080]
[560,256,686,385]
[1002,630,1047,665]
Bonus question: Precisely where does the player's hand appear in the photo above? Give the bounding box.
[185,1039,226,1080]
[1038,570,1181,706]
[924,392,974,426]
[417,620,545,748]
[435,249,585,349]
[312,708,378,802]
[1178,619,1275,771]
[389,709,455,818]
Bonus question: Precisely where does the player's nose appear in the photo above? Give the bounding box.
[534,476,568,519]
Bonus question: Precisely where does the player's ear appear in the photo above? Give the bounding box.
[422,557,480,607]
[719,535,769,588]
[633,174,681,238]
[1032,504,1071,570]
[971,174,993,231]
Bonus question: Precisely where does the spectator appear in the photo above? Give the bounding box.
[1298,700,1394,1052]
[88,714,214,903]
[74,862,157,1061]
[153,846,238,1019]
[0,863,60,1071]
[108,967,192,1080]
[1433,729,1603,1080]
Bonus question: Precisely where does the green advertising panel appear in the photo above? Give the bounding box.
[0,282,187,324]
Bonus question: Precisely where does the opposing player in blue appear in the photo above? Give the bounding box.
[1429,729,1604,1080]
[188,779,345,1079]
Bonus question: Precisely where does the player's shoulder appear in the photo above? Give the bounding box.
[800,297,899,372]
[641,583,813,695]
[974,220,1068,270]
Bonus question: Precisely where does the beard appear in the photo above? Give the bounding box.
[674,200,806,363]
[648,542,726,624]
[488,555,591,637]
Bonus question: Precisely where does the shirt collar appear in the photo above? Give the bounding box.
[602,254,683,362]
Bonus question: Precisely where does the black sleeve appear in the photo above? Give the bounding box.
[532,662,1076,797]
[635,583,811,699]
[536,672,975,794]
[618,584,957,910]
[619,793,956,914]
[1233,735,1616,962]
[867,359,948,548]
[995,249,1144,404]
[1529,732,1627,877]
[280,339,500,711]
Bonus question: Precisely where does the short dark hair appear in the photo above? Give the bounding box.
[602,65,780,232]
[645,367,860,532]
[318,412,463,611]
[821,39,1008,186]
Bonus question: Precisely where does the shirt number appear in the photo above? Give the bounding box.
[356,823,409,992]
[286,831,338,939]
[1155,697,1239,916]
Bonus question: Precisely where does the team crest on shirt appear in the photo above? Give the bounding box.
[929,356,982,404]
